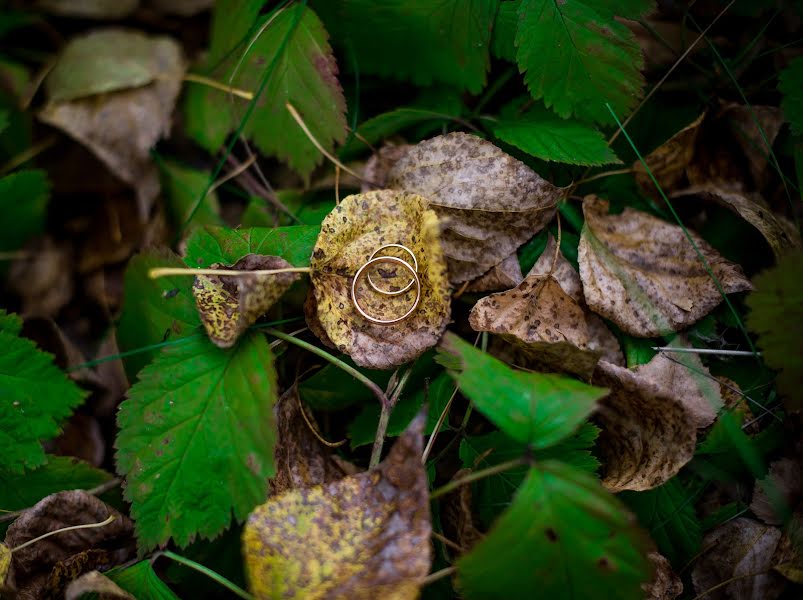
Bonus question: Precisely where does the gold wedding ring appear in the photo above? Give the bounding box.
[366,243,418,296]
[351,245,421,325]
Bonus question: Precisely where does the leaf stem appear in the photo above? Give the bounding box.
[182,73,254,100]
[420,566,457,587]
[653,346,761,357]
[11,515,115,552]
[430,457,527,500]
[148,267,311,279]
[159,550,254,600]
[370,367,414,467]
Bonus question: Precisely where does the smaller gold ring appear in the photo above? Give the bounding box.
[367,243,418,296]
[352,256,421,325]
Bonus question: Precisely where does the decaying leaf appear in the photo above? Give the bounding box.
[362,143,411,191]
[243,415,431,600]
[592,360,697,492]
[633,112,705,193]
[39,29,186,218]
[579,196,752,337]
[193,254,300,348]
[0,543,10,587]
[464,253,523,293]
[386,132,562,283]
[692,518,786,600]
[751,457,803,526]
[642,552,683,600]
[65,570,134,600]
[441,469,484,554]
[3,491,134,600]
[309,190,450,370]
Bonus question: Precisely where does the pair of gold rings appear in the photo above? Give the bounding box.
[351,244,421,325]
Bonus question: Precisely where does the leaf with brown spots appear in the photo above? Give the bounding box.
[309,190,450,369]
[386,132,562,283]
[242,415,431,600]
[193,254,300,348]
[642,552,683,600]
[579,196,752,337]
[464,253,524,293]
[457,461,653,599]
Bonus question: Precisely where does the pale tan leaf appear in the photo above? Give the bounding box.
[243,415,431,600]
[465,253,523,293]
[361,143,411,191]
[387,132,562,283]
[65,571,134,600]
[592,360,697,492]
[579,196,752,337]
[642,552,683,600]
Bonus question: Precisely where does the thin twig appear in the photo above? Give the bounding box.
[430,457,527,500]
[182,73,254,100]
[370,367,414,468]
[207,153,257,197]
[295,386,347,448]
[421,386,459,464]
[420,566,457,587]
[654,346,761,357]
[572,167,634,187]
[0,136,58,175]
[148,266,311,279]
[159,550,255,600]
[11,516,115,552]
[432,531,466,554]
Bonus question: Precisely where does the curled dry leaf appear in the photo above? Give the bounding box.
[642,552,683,600]
[309,190,450,370]
[64,570,134,600]
[592,360,697,492]
[692,518,786,600]
[193,254,299,348]
[579,196,752,337]
[386,132,562,283]
[242,415,431,600]
[3,490,134,600]
[464,253,524,293]
[634,112,705,193]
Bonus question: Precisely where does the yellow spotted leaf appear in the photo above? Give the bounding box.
[309,190,450,369]
[0,543,10,586]
[242,415,431,600]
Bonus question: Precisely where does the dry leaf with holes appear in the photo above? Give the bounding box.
[386,132,562,283]
[193,254,299,348]
[642,552,683,600]
[592,360,697,492]
[692,518,787,600]
[309,190,450,369]
[579,196,751,337]
[242,415,431,600]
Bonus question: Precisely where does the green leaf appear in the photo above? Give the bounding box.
[457,461,652,600]
[158,159,222,231]
[117,249,201,379]
[206,0,265,67]
[0,312,87,474]
[620,479,702,567]
[746,251,803,410]
[186,4,347,179]
[0,169,49,254]
[116,332,278,551]
[779,56,803,136]
[0,455,111,511]
[108,561,180,600]
[491,104,621,165]
[184,225,319,268]
[320,0,497,93]
[298,359,391,412]
[340,108,453,159]
[439,333,608,447]
[515,0,652,124]
[491,0,518,61]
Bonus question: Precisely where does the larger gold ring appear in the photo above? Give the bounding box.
[352,256,421,325]
[366,243,418,296]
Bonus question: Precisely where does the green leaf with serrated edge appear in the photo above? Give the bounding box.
[184,225,319,268]
[746,251,803,410]
[339,108,452,159]
[515,0,653,124]
[0,456,111,512]
[460,424,599,527]
[117,249,201,379]
[491,104,621,165]
[159,160,222,231]
[491,0,518,61]
[0,169,49,254]
[116,332,278,551]
[779,56,803,136]
[186,4,347,179]
[620,479,702,567]
[438,333,608,447]
[0,309,21,334]
[108,561,180,600]
[457,461,653,600]
[0,318,87,474]
[320,0,497,93]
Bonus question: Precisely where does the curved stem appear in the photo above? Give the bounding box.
[148,267,311,279]
[430,457,526,500]
[160,550,254,600]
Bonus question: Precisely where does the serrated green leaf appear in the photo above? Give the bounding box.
[117,249,201,379]
[0,169,49,254]
[108,561,180,600]
[746,251,803,410]
[515,0,652,124]
[116,332,278,551]
[779,56,803,136]
[439,333,608,447]
[491,104,621,165]
[0,309,22,335]
[491,0,518,61]
[159,160,222,231]
[0,317,87,474]
[184,224,319,268]
[457,461,652,599]
[620,479,702,567]
[186,4,347,179]
[340,108,452,159]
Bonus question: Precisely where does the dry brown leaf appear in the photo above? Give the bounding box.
[386,132,562,283]
[193,254,300,348]
[692,518,787,600]
[751,457,803,526]
[642,551,683,600]
[633,113,705,193]
[464,252,523,293]
[441,469,483,554]
[64,570,134,600]
[579,196,752,337]
[361,143,411,191]
[8,237,74,319]
[592,360,697,492]
[672,184,802,259]
[242,415,431,600]
[309,190,450,370]
[3,491,134,600]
